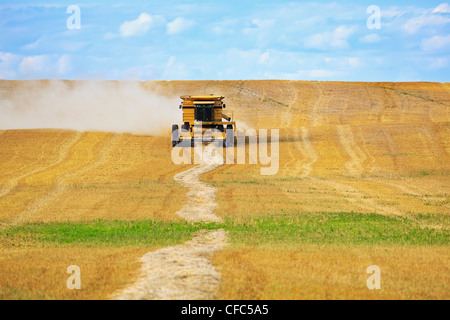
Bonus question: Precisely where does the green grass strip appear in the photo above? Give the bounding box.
[1,212,448,248]
[225,212,449,246]
[0,220,216,247]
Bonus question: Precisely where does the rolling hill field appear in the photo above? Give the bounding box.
[0,80,448,299]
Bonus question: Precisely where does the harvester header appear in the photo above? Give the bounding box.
[180,95,225,101]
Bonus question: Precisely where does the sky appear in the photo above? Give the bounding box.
[0,0,449,82]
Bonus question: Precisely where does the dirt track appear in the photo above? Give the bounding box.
[113,149,226,300]
[173,162,223,223]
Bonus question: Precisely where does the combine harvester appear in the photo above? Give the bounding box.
[172,95,236,147]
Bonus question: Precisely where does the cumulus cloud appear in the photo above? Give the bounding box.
[0,52,21,79]
[258,51,270,65]
[56,55,71,75]
[403,5,450,34]
[161,56,190,80]
[305,26,356,50]
[22,37,42,51]
[19,55,49,76]
[294,69,336,79]
[421,34,450,51]
[433,3,450,13]
[263,68,337,81]
[226,48,268,65]
[359,33,381,44]
[324,56,362,68]
[167,17,194,35]
[0,53,71,79]
[119,13,154,37]
[404,14,450,33]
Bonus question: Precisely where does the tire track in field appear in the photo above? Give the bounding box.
[418,124,448,167]
[311,82,328,126]
[369,179,439,199]
[10,133,119,226]
[326,123,444,216]
[283,128,301,175]
[298,127,317,178]
[284,127,316,177]
[0,131,82,200]
[357,129,378,175]
[336,125,367,177]
[440,83,450,121]
[0,131,65,183]
[320,179,404,217]
[285,126,404,216]
[114,147,227,300]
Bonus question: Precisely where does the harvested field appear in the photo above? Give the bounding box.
[0,80,448,299]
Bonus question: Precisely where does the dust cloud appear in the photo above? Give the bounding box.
[0,80,180,135]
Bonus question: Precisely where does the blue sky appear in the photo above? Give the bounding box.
[0,0,449,81]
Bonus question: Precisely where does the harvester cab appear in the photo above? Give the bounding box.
[172,95,236,147]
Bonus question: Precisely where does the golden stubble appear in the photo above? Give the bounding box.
[0,80,448,300]
[213,245,450,300]
[0,245,151,300]
[0,130,192,225]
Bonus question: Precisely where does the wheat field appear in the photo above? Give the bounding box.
[0,80,448,299]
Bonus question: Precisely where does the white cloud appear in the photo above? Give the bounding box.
[0,52,21,79]
[17,54,71,78]
[433,3,450,13]
[403,10,450,34]
[305,26,356,50]
[308,69,335,78]
[381,7,407,19]
[324,57,362,68]
[167,17,194,35]
[104,32,118,40]
[428,57,448,69]
[210,18,239,35]
[119,56,190,80]
[227,48,261,62]
[57,55,71,75]
[251,19,274,29]
[421,34,450,51]
[162,56,190,79]
[0,3,64,10]
[19,55,49,76]
[22,38,42,50]
[359,33,381,44]
[258,51,270,65]
[295,69,336,79]
[211,26,227,35]
[119,13,154,37]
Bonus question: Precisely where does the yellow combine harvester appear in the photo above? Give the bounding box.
[172,95,236,147]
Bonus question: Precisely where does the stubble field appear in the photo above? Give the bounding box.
[0,80,448,299]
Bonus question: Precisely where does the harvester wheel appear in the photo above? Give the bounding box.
[171,124,179,147]
[225,124,234,147]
